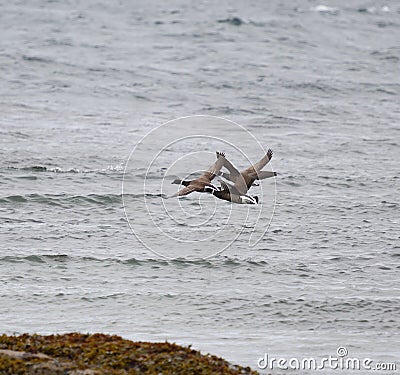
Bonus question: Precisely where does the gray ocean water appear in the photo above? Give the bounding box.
[1,0,399,373]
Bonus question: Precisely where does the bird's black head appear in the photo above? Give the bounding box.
[171,179,182,185]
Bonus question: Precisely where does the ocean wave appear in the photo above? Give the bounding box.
[311,5,339,15]
[0,193,123,206]
[0,254,269,268]
[22,54,54,63]
[6,164,125,174]
[0,192,174,206]
[217,17,244,26]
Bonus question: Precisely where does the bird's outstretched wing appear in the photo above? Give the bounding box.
[220,156,249,195]
[248,170,277,180]
[221,156,241,180]
[171,185,197,197]
[242,149,273,175]
[199,152,226,182]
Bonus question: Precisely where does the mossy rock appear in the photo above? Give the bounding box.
[0,333,258,374]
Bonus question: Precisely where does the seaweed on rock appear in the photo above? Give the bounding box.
[0,333,259,374]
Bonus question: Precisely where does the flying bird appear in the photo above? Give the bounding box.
[171,152,226,197]
[220,149,275,195]
[211,182,260,204]
[211,149,276,204]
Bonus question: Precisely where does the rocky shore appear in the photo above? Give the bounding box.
[0,333,258,374]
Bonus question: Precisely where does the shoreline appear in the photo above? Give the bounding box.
[0,332,259,374]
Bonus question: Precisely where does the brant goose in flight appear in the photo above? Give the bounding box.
[211,180,259,204]
[219,149,275,195]
[171,152,226,197]
[211,149,276,204]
